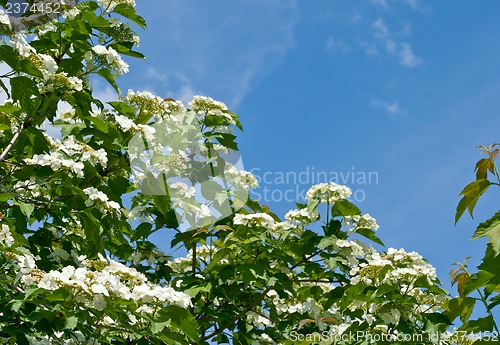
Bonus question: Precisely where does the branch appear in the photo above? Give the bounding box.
[0,122,26,163]
[197,286,272,344]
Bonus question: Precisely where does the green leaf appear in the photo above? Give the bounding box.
[65,316,78,330]
[0,103,21,114]
[324,219,341,237]
[306,198,320,215]
[331,199,361,217]
[0,45,19,69]
[455,179,491,223]
[13,201,34,219]
[97,68,120,93]
[214,133,238,150]
[131,223,153,241]
[113,4,147,29]
[356,228,385,246]
[151,321,169,334]
[11,76,38,115]
[472,210,500,255]
[460,315,494,332]
[0,114,10,130]
[111,42,146,59]
[452,297,475,323]
[86,116,110,134]
[108,101,137,118]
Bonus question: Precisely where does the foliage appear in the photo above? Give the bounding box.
[0,1,488,344]
[447,144,500,340]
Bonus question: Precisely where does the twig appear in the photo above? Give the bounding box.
[0,122,26,163]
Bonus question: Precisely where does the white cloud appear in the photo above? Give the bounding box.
[371,97,405,119]
[369,0,389,9]
[399,43,423,68]
[350,9,362,24]
[136,0,300,108]
[369,0,421,11]
[326,37,349,54]
[369,18,423,68]
[402,0,419,10]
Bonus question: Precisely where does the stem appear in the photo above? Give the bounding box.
[192,243,197,273]
[478,289,500,334]
[326,201,330,226]
[0,122,26,162]
[494,164,500,185]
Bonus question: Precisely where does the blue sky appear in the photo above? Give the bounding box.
[114,0,500,295]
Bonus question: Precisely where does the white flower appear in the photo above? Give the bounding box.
[380,309,401,325]
[83,187,121,213]
[170,182,196,198]
[55,106,76,123]
[284,208,318,226]
[114,114,136,131]
[11,35,35,57]
[92,45,108,56]
[345,213,380,231]
[67,76,83,91]
[306,182,352,204]
[62,7,81,20]
[98,0,136,11]
[234,213,275,228]
[224,166,258,190]
[92,45,129,75]
[0,224,14,247]
[39,54,58,78]
[0,10,10,26]
[90,294,107,311]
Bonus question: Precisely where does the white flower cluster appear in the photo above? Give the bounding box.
[125,90,185,117]
[11,35,35,58]
[25,332,100,345]
[174,200,212,220]
[345,213,379,231]
[284,208,319,226]
[233,208,327,236]
[188,95,228,112]
[333,239,366,265]
[188,95,235,125]
[10,35,83,93]
[170,182,196,198]
[0,9,10,27]
[14,252,40,285]
[233,212,300,237]
[0,224,14,247]
[13,178,42,199]
[306,182,352,204]
[266,289,323,317]
[350,247,437,286]
[45,73,84,93]
[233,213,276,229]
[92,45,129,75]
[98,0,136,12]
[114,113,156,141]
[83,187,121,213]
[224,166,259,190]
[38,53,58,78]
[55,106,77,123]
[24,136,107,178]
[167,245,219,272]
[38,254,192,310]
[246,311,272,328]
[62,7,81,20]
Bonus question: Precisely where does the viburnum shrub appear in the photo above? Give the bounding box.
[0,1,494,344]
